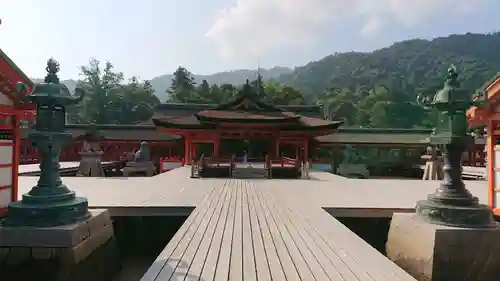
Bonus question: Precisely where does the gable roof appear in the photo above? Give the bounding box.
[0,48,33,88]
[0,48,34,107]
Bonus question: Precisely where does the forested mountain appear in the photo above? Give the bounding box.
[278,33,500,98]
[28,32,500,129]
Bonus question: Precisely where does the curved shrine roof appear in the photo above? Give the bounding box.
[195,109,300,123]
[153,82,342,132]
[153,109,342,131]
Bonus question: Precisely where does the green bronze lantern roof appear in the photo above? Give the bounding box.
[417,65,474,113]
[27,58,85,106]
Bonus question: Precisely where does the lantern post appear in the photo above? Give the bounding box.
[2,58,90,227]
[415,65,493,227]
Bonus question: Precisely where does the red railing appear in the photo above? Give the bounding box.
[269,156,298,168]
[201,156,232,168]
[20,140,178,165]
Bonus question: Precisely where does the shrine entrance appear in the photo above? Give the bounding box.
[219,139,271,160]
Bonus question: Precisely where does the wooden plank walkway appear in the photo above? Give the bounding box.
[19,161,81,174]
[19,161,117,175]
[18,167,214,216]
[416,165,486,179]
[141,179,416,281]
[17,167,488,217]
[16,167,487,280]
[274,174,488,217]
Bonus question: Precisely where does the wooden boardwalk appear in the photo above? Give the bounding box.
[141,179,415,281]
[16,167,489,280]
[17,167,488,217]
[19,161,81,174]
[417,165,486,179]
[19,161,117,176]
[18,168,213,216]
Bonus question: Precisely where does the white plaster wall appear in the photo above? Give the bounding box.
[0,142,12,165]
[0,188,11,207]
[0,166,12,187]
[0,92,13,106]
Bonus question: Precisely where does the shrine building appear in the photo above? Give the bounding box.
[467,73,500,215]
[0,48,34,216]
[152,81,342,178]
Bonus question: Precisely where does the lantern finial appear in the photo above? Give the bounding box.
[44,58,60,84]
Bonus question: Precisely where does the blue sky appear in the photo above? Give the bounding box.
[1,0,497,81]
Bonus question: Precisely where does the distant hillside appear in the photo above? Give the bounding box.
[30,33,500,105]
[277,33,500,97]
[31,66,292,100]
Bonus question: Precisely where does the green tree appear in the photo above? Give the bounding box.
[72,59,159,124]
[167,66,197,103]
[197,80,211,99]
[317,88,356,125]
[71,58,124,124]
[263,82,307,105]
[109,77,160,124]
[209,83,236,104]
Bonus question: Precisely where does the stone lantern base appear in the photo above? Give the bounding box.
[77,151,105,177]
[387,213,500,281]
[0,209,120,281]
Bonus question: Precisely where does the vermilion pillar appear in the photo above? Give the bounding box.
[214,133,220,156]
[12,113,20,202]
[275,139,280,157]
[487,119,495,211]
[184,135,190,164]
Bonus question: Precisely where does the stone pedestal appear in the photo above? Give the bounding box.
[0,209,120,281]
[422,160,443,180]
[77,151,104,177]
[387,213,500,281]
[122,161,156,177]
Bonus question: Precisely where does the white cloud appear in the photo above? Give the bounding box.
[205,0,486,61]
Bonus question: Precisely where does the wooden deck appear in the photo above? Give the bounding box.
[19,161,81,174]
[18,167,488,217]
[417,165,485,179]
[18,167,213,216]
[16,167,489,281]
[141,178,416,281]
